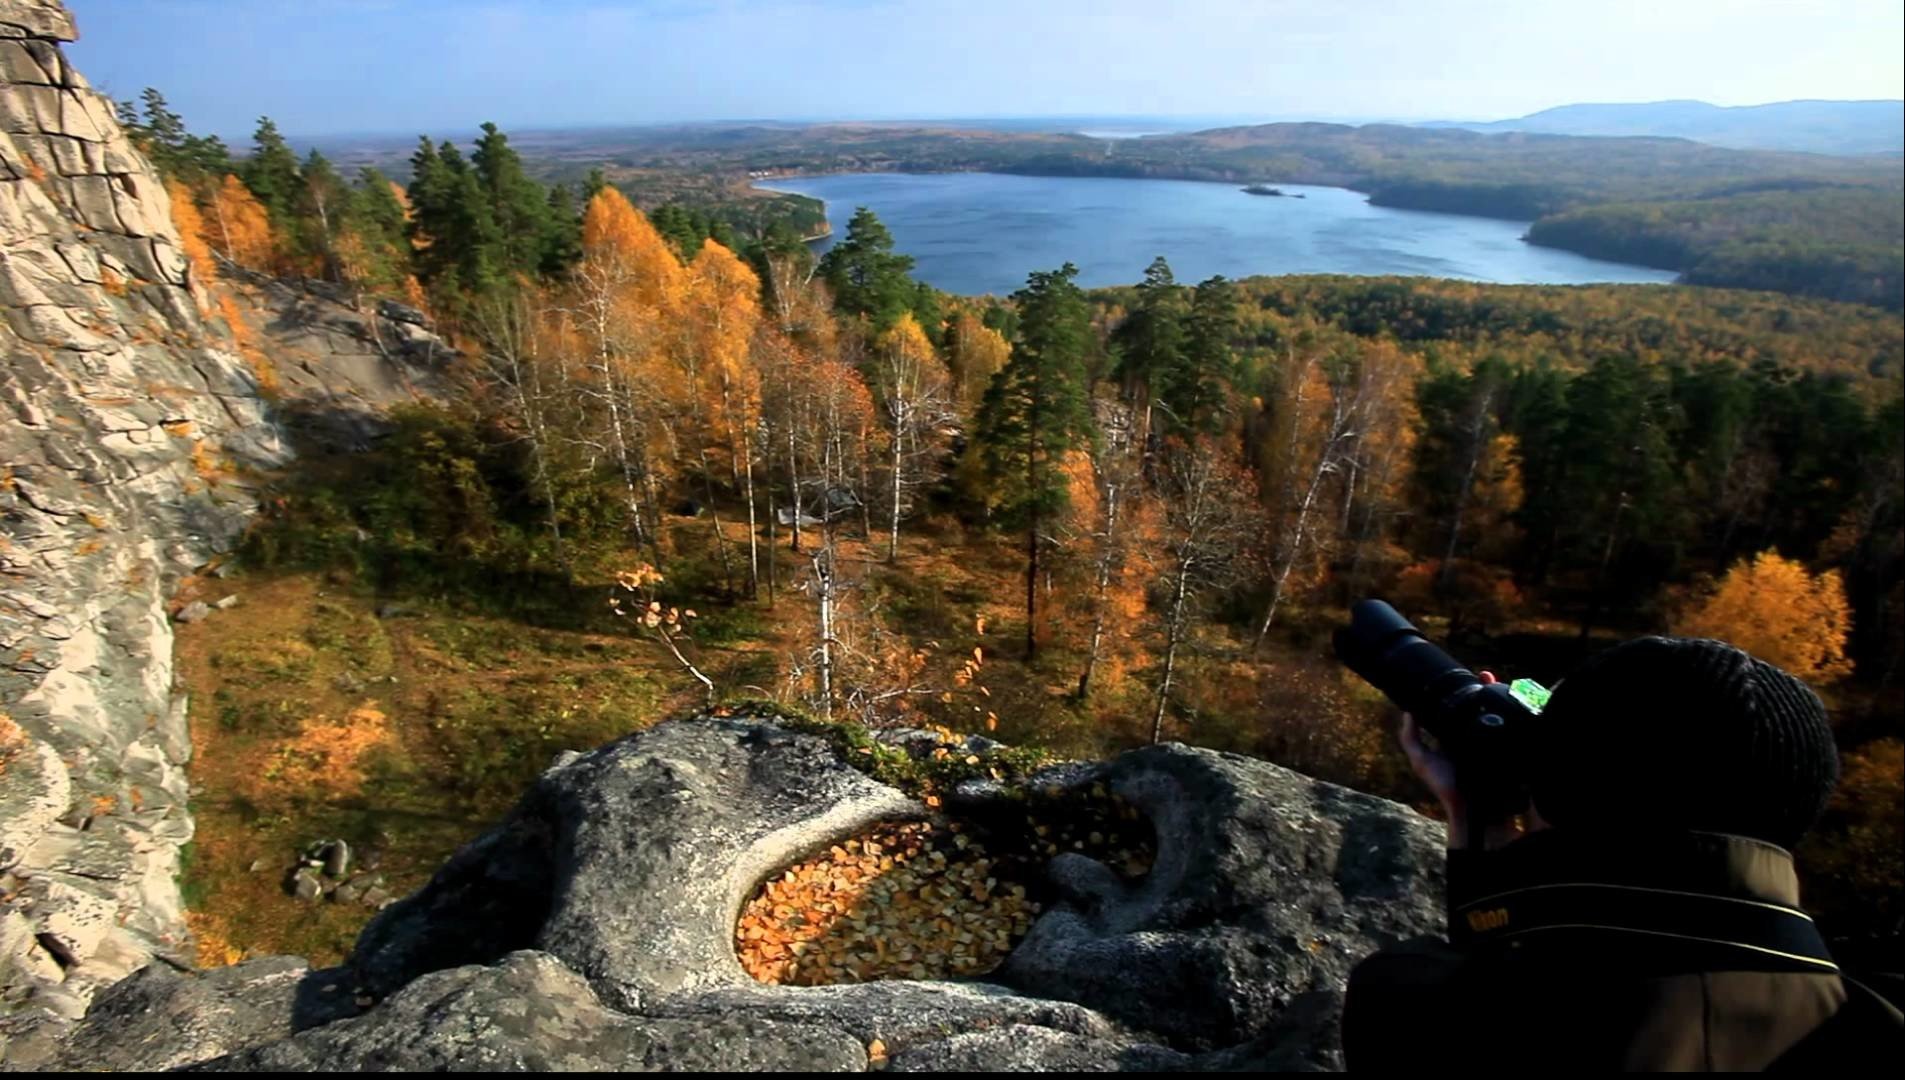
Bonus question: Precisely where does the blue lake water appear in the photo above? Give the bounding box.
[757,173,1679,297]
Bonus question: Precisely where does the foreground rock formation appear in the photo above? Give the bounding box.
[0,0,446,1037]
[19,711,1447,1071]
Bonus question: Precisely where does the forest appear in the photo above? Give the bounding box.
[125,94,1903,960]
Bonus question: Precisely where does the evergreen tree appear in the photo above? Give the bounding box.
[818,207,917,329]
[339,167,413,293]
[1556,354,1682,635]
[140,88,186,158]
[582,167,609,203]
[975,264,1095,659]
[242,116,304,228]
[471,122,551,278]
[406,137,502,309]
[1112,256,1186,411]
[1173,275,1239,432]
[541,183,583,276]
[1502,360,1571,582]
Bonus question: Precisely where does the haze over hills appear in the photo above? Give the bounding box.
[1423,99,1905,156]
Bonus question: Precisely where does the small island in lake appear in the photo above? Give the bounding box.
[1243,184,1306,197]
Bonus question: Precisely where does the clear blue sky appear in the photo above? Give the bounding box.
[69,0,1905,140]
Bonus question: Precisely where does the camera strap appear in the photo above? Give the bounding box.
[1452,880,1838,974]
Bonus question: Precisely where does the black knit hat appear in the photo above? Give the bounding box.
[1528,636,1839,852]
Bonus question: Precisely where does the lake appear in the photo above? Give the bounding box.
[757,173,1679,297]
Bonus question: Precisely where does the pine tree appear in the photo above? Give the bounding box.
[1172,275,1239,433]
[140,88,186,163]
[471,122,551,278]
[541,184,583,275]
[975,264,1095,659]
[242,116,304,229]
[408,138,503,309]
[818,207,917,329]
[1111,256,1186,421]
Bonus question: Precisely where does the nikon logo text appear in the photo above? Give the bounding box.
[1467,908,1510,932]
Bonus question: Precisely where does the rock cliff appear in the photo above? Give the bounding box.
[0,0,446,1037]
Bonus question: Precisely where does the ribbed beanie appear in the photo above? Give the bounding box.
[1528,636,1839,851]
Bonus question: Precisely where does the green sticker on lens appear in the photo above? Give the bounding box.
[1509,678,1551,713]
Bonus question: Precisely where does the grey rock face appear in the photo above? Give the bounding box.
[197,951,870,1073]
[34,956,360,1072]
[0,2,453,1040]
[349,710,919,1008]
[0,0,281,1030]
[997,742,1446,1047]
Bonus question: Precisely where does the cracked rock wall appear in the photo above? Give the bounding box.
[0,0,286,1026]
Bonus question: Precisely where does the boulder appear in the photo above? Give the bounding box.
[197,951,868,1073]
[995,742,1445,1047]
[318,839,350,880]
[375,300,429,327]
[37,956,359,1072]
[348,708,919,1008]
[172,601,211,624]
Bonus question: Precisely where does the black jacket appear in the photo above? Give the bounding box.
[1342,829,1902,1071]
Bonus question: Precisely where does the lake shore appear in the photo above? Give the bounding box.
[753,171,1681,294]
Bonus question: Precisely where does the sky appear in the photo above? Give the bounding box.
[69,0,1905,141]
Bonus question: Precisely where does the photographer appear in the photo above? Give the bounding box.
[1340,634,1902,1071]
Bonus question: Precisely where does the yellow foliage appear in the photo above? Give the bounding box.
[165,177,219,291]
[258,703,394,798]
[207,175,275,272]
[1674,550,1854,682]
[580,187,682,310]
[946,312,1010,412]
[186,910,244,969]
[217,292,279,398]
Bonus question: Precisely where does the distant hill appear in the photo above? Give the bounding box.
[1423,100,1904,156]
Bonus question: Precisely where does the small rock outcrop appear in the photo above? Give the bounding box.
[24,712,1446,1071]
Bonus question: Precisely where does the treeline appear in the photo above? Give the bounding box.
[543,118,1905,311]
[117,90,816,326]
[1527,187,1905,310]
[122,90,423,304]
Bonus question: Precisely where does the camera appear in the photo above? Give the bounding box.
[1333,599,1548,815]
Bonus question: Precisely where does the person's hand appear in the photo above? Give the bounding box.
[1399,671,1497,849]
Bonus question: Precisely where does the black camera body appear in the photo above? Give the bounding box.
[1333,599,1541,817]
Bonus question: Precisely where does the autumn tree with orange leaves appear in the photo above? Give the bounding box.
[1674,550,1855,683]
[206,174,276,272]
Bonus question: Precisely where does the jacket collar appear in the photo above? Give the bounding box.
[1450,829,1835,973]
[1482,828,1805,910]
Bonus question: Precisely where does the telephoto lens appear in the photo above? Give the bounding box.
[1333,599,1543,806]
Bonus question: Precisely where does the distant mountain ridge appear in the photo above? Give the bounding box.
[1423,99,1904,156]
